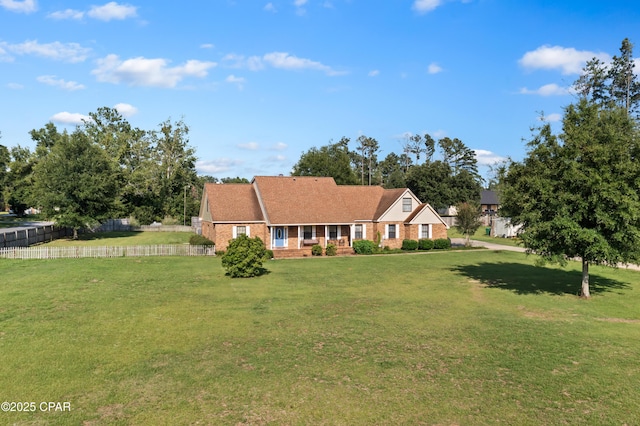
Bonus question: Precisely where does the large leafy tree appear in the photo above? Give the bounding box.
[292,138,358,185]
[456,202,483,246]
[33,130,117,238]
[5,145,35,216]
[500,100,640,298]
[148,118,198,220]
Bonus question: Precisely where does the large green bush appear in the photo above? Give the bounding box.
[189,234,215,246]
[221,235,267,278]
[311,244,323,256]
[433,238,452,250]
[353,240,375,255]
[325,243,337,256]
[402,239,418,250]
[418,239,434,250]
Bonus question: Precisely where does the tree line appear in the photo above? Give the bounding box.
[0,107,203,234]
[291,134,483,210]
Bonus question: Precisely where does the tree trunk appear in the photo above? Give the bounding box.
[580,258,590,298]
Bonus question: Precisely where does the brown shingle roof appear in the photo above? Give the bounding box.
[253,176,353,224]
[206,176,429,225]
[204,183,264,222]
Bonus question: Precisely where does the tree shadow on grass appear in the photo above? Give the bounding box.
[453,262,629,296]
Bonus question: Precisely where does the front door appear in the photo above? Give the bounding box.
[274,226,286,247]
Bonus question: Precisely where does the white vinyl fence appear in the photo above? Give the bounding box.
[0,244,215,260]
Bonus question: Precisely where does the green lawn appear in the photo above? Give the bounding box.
[449,226,524,247]
[1,251,639,425]
[41,231,193,246]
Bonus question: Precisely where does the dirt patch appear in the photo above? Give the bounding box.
[596,317,640,324]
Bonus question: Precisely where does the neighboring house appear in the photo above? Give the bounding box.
[199,176,449,255]
[480,190,500,216]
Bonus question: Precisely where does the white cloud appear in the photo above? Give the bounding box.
[92,54,216,87]
[270,142,288,151]
[238,142,260,150]
[519,45,610,75]
[37,75,85,91]
[1,40,91,63]
[224,52,345,75]
[47,8,84,19]
[293,0,307,5]
[427,62,443,74]
[200,43,215,49]
[265,154,288,163]
[538,113,562,123]
[474,149,507,166]
[113,103,138,117]
[264,2,276,12]
[412,0,442,14]
[519,83,572,96]
[87,2,137,21]
[368,70,380,77]
[7,82,23,89]
[0,0,37,13]
[225,74,245,90]
[263,52,345,75]
[51,112,91,125]
[196,159,243,174]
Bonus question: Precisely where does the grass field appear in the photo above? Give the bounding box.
[1,251,639,425]
[41,231,193,246]
[448,226,523,248]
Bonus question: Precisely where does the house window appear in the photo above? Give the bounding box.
[303,226,313,240]
[329,225,338,240]
[233,226,250,238]
[354,224,363,239]
[388,224,396,239]
[402,197,412,212]
[421,224,430,239]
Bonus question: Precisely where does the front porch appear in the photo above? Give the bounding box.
[269,224,361,250]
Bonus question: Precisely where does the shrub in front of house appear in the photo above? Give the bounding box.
[401,239,418,250]
[433,238,451,249]
[325,243,337,256]
[418,239,434,250]
[353,240,375,255]
[189,234,215,246]
[264,249,274,260]
[311,244,323,256]
[221,234,267,278]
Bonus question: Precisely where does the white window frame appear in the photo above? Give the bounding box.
[328,225,340,240]
[302,225,316,240]
[386,224,397,239]
[354,224,364,240]
[233,225,250,238]
[421,224,431,239]
[402,197,412,212]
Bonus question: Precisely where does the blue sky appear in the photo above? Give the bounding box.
[1,1,639,182]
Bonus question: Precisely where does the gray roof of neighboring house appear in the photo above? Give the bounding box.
[480,190,499,206]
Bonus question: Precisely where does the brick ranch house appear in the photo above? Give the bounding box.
[199,176,449,256]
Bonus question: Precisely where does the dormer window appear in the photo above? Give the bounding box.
[402,197,412,212]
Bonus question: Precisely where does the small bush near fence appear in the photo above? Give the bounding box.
[419,239,434,250]
[189,235,215,246]
[353,240,375,255]
[402,239,418,250]
[434,238,452,249]
[311,244,323,256]
[325,243,337,256]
